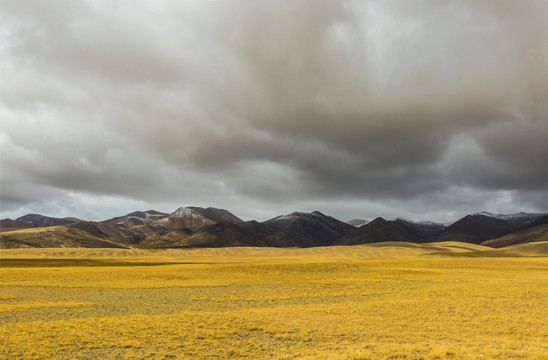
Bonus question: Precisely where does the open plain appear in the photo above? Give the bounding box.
[1,242,547,360]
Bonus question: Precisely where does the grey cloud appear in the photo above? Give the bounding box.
[1,0,547,222]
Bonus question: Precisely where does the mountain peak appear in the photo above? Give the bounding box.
[264,210,355,247]
[370,217,387,223]
[148,206,243,231]
[310,211,326,217]
[346,218,370,227]
[395,217,445,227]
[102,210,167,227]
[271,211,329,221]
[269,212,307,221]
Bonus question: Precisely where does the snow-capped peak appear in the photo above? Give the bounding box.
[172,207,195,218]
[112,210,167,226]
[395,217,443,226]
[142,211,165,219]
[270,211,328,222]
[473,211,546,221]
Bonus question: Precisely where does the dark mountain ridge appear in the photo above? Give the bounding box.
[425,214,519,244]
[334,217,443,246]
[473,211,547,228]
[263,211,356,247]
[1,208,547,249]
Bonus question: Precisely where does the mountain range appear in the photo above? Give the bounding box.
[1,208,547,249]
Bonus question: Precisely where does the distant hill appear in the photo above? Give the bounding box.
[0,214,81,231]
[0,219,30,231]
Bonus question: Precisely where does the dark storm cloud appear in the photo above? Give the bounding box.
[1,0,547,221]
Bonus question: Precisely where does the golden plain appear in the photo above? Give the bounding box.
[1,242,547,359]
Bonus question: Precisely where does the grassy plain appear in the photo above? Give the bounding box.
[1,243,547,359]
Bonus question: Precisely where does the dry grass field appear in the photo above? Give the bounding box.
[1,243,547,359]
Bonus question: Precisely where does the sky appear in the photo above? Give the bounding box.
[1,0,547,223]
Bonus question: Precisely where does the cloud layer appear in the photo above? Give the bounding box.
[1,0,547,222]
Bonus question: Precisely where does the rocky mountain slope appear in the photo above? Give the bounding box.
[103,210,168,227]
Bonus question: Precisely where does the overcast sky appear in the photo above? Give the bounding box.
[1,0,547,223]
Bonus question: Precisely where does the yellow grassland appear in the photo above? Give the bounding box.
[0,243,547,359]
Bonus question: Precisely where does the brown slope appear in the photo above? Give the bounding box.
[67,221,150,245]
[482,216,548,248]
[0,220,158,249]
[137,229,192,249]
[139,221,297,249]
[0,226,128,249]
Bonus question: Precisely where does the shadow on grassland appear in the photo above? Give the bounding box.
[0,259,200,268]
